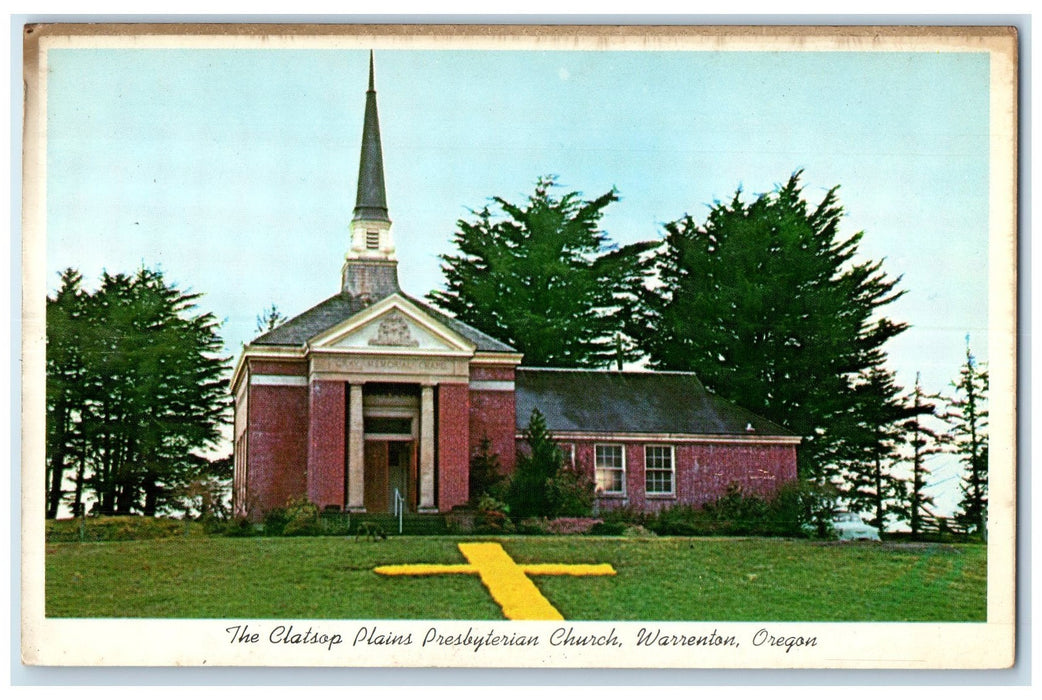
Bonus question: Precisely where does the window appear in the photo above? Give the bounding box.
[559,443,575,468]
[366,229,380,249]
[595,444,625,495]
[645,445,675,495]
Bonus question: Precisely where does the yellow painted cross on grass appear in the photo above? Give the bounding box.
[374,542,616,620]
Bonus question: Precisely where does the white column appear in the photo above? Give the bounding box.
[418,384,436,511]
[347,383,366,512]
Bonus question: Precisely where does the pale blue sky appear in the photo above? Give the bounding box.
[45,48,992,510]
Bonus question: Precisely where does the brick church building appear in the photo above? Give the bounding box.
[230,55,799,520]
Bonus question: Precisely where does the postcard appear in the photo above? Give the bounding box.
[21,23,1018,669]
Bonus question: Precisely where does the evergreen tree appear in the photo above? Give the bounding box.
[468,436,504,502]
[901,372,943,536]
[429,176,655,367]
[45,268,230,517]
[628,172,907,480]
[45,269,88,518]
[946,342,989,535]
[507,409,563,518]
[835,367,924,533]
[506,410,595,518]
[256,303,286,333]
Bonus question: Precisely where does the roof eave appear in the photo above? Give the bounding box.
[229,343,307,394]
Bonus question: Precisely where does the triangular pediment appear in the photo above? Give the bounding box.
[307,294,476,355]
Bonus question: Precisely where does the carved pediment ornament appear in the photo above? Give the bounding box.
[368,311,420,347]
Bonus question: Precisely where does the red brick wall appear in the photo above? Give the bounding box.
[468,364,517,474]
[672,443,797,508]
[250,359,307,376]
[536,438,798,513]
[307,380,346,510]
[437,383,470,511]
[468,390,517,474]
[246,383,308,518]
[469,365,515,382]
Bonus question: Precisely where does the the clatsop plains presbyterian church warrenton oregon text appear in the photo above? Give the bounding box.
[230,54,801,520]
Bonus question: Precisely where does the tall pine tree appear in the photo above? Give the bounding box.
[901,373,944,536]
[835,367,924,533]
[45,269,88,518]
[429,176,655,367]
[946,342,989,536]
[628,172,907,480]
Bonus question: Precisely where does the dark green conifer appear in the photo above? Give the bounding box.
[429,176,655,368]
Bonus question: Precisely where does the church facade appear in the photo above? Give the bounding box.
[230,55,799,520]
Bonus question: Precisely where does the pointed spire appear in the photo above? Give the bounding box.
[353,50,389,222]
[342,51,399,298]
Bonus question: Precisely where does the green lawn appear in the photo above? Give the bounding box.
[45,536,986,621]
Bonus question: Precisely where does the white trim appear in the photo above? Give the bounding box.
[472,352,524,365]
[230,345,307,393]
[559,442,576,468]
[518,430,801,446]
[250,374,308,387]
[469,380,515,391]
[644,444,676,497]
[364,395,420,410]
[309,345,474,359]
[594,443,626,496]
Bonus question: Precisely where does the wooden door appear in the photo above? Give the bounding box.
[363,441,388,513]
[387,441,412,512]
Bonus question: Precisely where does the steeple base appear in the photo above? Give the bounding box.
[342,260,400,300]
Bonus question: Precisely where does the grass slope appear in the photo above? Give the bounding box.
[45,536,986,621]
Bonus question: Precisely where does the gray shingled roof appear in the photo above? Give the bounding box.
[515,368,796,437]
[251,290,517,353]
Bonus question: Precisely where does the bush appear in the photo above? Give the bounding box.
[318,511,356,536]
[598,506,651,528]
[222,518,259,537]
[547,465,596,518]
[622,524,657,538]
[589,521,627,536]
[644,482,809,537]
[475,493,514,534]
[517,518,550,535]
[791,478,841,538]
[262,497,323,536]
[650,505,730,536]
[263,507,290,536]
[701,484,771,535]
[545,517,602,535]
[45,516,203,542]
[281,498,321,537]
[515,517,604,536]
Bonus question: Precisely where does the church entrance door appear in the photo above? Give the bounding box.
[363,439,415,513]
[387,441,413,512]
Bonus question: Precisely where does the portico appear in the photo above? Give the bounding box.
[300,295,479,513]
